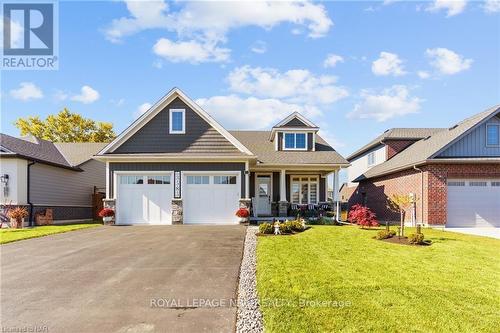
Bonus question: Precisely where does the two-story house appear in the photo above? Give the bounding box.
[95,88,349,225]
[344,106,500,228]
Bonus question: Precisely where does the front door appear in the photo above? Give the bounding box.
[256,175,272,216]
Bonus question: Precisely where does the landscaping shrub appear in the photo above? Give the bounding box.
[289,220,304,231]
[348,204,379,228]
[408,233,425,245]
[259,223,273,234]
[279,221,293,234]
[375,229,396,240]
[98,208,115,217]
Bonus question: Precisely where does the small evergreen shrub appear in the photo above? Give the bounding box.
[408,233,425,245]
[259,223,273,234]
[279,222,293,234]
[290,220,304,231]
[375,230,396,240]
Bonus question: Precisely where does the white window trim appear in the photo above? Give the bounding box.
[289,175,319,204]
[169,108,186,134]
[282,132,308,151]
[486,124,500,147]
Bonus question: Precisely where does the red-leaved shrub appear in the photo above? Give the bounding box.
[235,208,250,218]
[98,208,115,217]
[348,204,379,228]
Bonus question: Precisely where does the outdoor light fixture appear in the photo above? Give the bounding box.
[1,174,9,197]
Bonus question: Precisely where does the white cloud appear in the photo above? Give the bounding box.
[9,82,44,101]
[371,52,406,76]
[426,0,467,17]
[417,71,431,79]
[227,65,349,105]
[71,85,100,104]
[426,47,472,75]
[251,40,267,54]
[53,90,68,102]
[383,0,401,5]
[323,54,344,68]
[153,38,230,64]
[484,0,500,13]
[348,85,422,122]
[105,1,332,63]
[135,102,152,118]
[0,19,23,49]
[196,95,320,130]
[110,98,125,107]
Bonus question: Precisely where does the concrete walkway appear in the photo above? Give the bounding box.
[1,225,246,333]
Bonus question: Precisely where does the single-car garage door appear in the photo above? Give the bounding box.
[183,173,240,224]
[447,179,500,227]
[116,174,173,224]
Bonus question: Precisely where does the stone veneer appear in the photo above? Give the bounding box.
[172,199,183,224]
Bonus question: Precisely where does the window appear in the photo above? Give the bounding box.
[290,176,318,204]
[486,124,499,146]
[187,175,209,185]
[214,175,237,185]
[120,175,143,184]
[147,175,170,184]
[169,109,185,134]
[470,181,487,187]
[284,133,307,150]
[448,181,465,186]
[367,152,376,166]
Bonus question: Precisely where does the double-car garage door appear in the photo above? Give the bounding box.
[447,179,500,227]
[116,172,240,225]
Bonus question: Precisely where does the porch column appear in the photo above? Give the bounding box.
[279,169,288,217]
[334,169,341,221]
[280,169,286,202]
[245,161,250,199]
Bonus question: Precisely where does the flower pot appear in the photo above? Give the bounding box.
[103,216,113,224]
[238,217,247,223]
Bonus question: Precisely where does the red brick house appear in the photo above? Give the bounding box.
[344,105,500,227]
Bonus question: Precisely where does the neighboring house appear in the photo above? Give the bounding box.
[95,88,348,225]
[345,106,500,228]
[0,134,107,224]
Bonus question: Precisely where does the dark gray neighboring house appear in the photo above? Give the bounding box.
[95,87,349,225]
[0,134,106,223]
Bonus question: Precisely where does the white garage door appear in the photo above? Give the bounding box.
[183,173,240,224]
[116,174,173,225]
[447,179,500,227]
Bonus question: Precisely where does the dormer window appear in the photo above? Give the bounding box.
[169,109,185,134]
[284,133,307,150]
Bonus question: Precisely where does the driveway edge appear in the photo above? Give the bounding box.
[236,226,263,333]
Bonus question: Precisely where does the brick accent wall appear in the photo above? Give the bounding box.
[385,140,417,160]
[348,163,500,226]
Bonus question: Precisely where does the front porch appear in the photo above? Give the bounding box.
[242,167,341,219]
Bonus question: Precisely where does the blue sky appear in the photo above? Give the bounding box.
[1,0,499,158]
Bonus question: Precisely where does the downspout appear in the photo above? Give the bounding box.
[27,161,36,226]
[413,165,424,225]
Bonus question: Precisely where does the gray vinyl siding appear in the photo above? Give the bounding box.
[249,172,255,198]
[113,97,240,154]
[279,118,309,127]
[272,172,280,202]
[438,115,500,157]
[320,177,326,202]
[308,133,313,151]
[109,162,245,198]
[30,159,105,206]
[277,132,283,150]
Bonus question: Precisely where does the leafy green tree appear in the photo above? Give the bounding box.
[15,108,115,142]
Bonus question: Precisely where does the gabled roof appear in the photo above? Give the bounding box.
[97,88,254,156]
[347,128,445,161]
[273,112,319,129]
[0,134,106,169]
[230,131,349,166]
[355,105,500,181]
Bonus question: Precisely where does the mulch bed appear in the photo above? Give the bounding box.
[256,226,311,237]
[381,236,431,246]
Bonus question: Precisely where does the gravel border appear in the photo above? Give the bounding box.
[236,226,263,333]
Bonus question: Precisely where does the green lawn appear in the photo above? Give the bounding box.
[0,223,101,244]
[256,226,500,333]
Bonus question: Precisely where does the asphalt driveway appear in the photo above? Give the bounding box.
[1,225,246,333]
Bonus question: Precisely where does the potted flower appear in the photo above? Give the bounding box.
[235,207,250,223]
[7,207,28,229]
[98,208,115,224]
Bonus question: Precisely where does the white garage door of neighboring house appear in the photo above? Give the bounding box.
[447,179,500,227]
[116,174,173,225]
[183,173,240,224]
